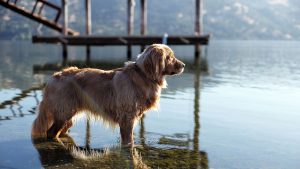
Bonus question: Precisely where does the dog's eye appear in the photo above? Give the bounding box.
[166,56,170,60]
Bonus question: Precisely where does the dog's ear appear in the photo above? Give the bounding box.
[142,45,165,80]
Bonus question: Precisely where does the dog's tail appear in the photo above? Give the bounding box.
[31,100,53,137]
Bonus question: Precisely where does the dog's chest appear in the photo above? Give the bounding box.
[142,87,161,110]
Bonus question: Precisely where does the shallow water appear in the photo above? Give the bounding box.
[0,40,300,169]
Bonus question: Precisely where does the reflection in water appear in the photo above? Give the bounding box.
[32,128,208,168]
[192,57,209,168]
[30,58,209,168]
[85,118,91,150]
[32,137,76,167]
[0,85,42,121]
[1,41,300,168]
[32,135,148,168]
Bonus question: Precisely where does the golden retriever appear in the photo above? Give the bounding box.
[31,44,185,146]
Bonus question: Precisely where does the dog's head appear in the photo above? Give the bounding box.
[136,44,185,83]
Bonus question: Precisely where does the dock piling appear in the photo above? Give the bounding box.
[62,0,68,60]
[140,0,147,52]
[85,0,91,63]
[127,0,135,60]
[195,0,203,59]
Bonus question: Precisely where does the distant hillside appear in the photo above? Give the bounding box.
[1,0,300,40]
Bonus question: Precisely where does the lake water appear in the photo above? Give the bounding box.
[0,40,299,169]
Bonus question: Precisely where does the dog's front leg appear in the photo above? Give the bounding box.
[119,116,135,146]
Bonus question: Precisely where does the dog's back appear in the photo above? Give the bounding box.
[32,66,119,137]
[53,66,81,78]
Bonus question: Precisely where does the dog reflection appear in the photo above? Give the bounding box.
[32,135,208,169]
[32,135,149,169]
[32,136,75,167]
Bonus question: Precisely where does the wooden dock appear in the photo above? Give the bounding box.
[32,0,208,60]
[32,35,210,46]
[2,0,209,61]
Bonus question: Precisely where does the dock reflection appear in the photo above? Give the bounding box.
[0,86,42,121]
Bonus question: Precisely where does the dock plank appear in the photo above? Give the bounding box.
[32,35,210,46]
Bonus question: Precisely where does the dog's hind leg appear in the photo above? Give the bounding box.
[47,120,66,139]
[60,120,73,135]
[47,113,75,138]
[31,100,53,137]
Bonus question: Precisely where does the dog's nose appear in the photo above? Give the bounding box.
[182,63,185,68]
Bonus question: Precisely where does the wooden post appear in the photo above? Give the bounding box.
[195,0,203,59]
[85,118,91,149]
[127,0,135,60]
[62,0,68,61]
[127,0,135,35]
[31,1,38,14]
[140,0,147,35]
[38,3,44,15]
[140,0,147,52]
[62,0,68,35]
[85,0,91,63]
[195,0,202,35]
